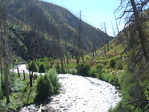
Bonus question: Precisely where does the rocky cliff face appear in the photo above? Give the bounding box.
[4,0,113,60]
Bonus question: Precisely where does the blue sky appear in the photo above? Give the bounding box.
[43,0,124,36]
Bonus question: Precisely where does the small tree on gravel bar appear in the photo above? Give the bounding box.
[35,75,54,102]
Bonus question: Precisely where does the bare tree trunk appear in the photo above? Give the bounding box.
[130,0,149,63]
[29,1,39,87]
[64,31,69,73]
[103,22,110,51]
[66,53,69,72]
[17,66,20,78]
[0,61,4,90]
[1,33,10,103]
[114,12,120,34]
[0,0,10,104]
[3,57,10,104]
[30,71,33,87]
[78,11,84,63]
[93,37,97,57]
[111,22,116,37]
[114,12,126,49]
[23,70,26,80]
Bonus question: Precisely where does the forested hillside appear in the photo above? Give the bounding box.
[1,0,113,60]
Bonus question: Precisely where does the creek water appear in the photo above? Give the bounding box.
[12,64,121,112]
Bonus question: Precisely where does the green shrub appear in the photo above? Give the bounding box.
[55,64,60,73]
[77,63,91,76]
[84,55,90,62]
[119,72,146,100]
[109,58,116,69]
[97,71,119,86]
[67,63,76,68]
[89,69,96,77]
[100,72,110,81]
[89,65,103,78]
[27,60,38,72]
[42,57,50,70]
[39,63,45,73]
[9,73,22,93]
[96,65,103,77]
[35,75,54,102]
[69,70,77,75]
[46,68,60,94]
[115,61,123,70]
[35,68,60,102]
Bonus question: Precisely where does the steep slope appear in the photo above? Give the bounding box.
[4,0,113,60]
[90,8,149,112]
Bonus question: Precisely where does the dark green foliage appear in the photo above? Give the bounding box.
[98,72,118,85]
[115,61,123,70]
[95,65,103,77]
[55,63,66,74]
[39,63,45,73]
[55,64,61,74]
[35,68,60,102]
[27,60,38,72]
[89,64,103,78]
[9,73,22,93]
[46,68,60,94]
[42,57,50,70]
[119,72,146,101]
[68,70,77,75]
[113,66,149,111]
[109,58,116,69]
[0,86,3,99]
[87,64,119,86]
[88,69,97,78]
[27,58,50,73]
[35,75,54,102]
[77,63,91,76]
[61,65,65,74]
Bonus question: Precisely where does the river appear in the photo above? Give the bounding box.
[12,64,121,112]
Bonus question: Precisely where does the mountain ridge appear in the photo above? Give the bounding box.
[4,0,113,60]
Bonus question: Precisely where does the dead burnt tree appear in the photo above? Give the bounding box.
[103,22,110,51]
[100,23,107,57]
[76,11,84,69]
[111,22,116,37]
[92,35,97,57]
[116,0,149,111]
[11,0,40,87]
[17,66,20,77]
[0,33,4,90]
[111,22,117,55]
[117,0,149,62]
[63,28,70,73]
[0,0,10,104]
[28,1,40,87]
[114,12,126,49]
[79,11,85,63]
[91,28,97,58]
[56,31,65,73]
[50,6,64,73]
[130,0,149,63]
[53,31,65,73]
